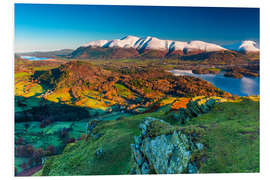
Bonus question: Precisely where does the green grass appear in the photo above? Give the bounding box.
[41,106,172,175]
[184,100,259,173]
[32,169,43,176]
[42,119,139,175]
[41,98,259,175]
[114,83,133,98]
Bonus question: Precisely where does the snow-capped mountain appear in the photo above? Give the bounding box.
[238,41,259,53]
[81,35,227,53]
[70,35,260,60]
[223,40,260,53]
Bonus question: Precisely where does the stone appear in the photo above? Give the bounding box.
[130,117,201,174]
[141,161,150,174]
[96,148,103,157]
[86,120,98,136]
[130,144,144,166]
[195,143,204,151]
[139,123,148,136]
[134,135,142,146]
[188,163,198,173]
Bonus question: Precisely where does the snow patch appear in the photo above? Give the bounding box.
[239,40,259,53]
[80,35,227,52]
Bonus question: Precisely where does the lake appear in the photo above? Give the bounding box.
[169,70,260,96]
[20,56,50,61]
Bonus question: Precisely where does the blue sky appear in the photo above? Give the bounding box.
[15,4,259,52]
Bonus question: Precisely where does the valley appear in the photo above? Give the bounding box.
[14,47,260,175]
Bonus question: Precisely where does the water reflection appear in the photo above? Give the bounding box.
[241,77,259,95]
[20,56,50,61]
[169,70,260,96]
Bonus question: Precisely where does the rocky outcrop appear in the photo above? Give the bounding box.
[130,117,203,174]
[85,119,103,140]
[169,97,216,124]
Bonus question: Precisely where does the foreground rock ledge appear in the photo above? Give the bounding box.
[130,117,203,174]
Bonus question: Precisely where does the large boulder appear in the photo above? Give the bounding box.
[130,117,203,174]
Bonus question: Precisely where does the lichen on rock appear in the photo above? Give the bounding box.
[130,117,203,174]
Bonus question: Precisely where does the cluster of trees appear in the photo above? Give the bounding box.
[15,143,57,171]
[40,118,53,128]
[15,128,86,173]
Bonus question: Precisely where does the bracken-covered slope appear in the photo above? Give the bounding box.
[32,61,230,106]
[15,60,230,124]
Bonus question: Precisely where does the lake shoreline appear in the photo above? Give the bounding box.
[168,69,260,96]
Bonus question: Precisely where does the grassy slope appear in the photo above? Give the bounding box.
[41,99,259,175]
[41,106,170,176]
[185,100,259,173]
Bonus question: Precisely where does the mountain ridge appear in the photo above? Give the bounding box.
[69,35,259,59]
[81,35,227,53]
[80,36,260,53]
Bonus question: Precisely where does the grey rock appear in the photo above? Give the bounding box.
[134,135,142,147]
[130,144,144,166]
[130,117,201,174]
[188,163,198,173]
[141,161,150,174]
[96,148,103,157]
[195,143,204,151]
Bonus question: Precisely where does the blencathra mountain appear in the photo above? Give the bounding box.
[68,35,259,59]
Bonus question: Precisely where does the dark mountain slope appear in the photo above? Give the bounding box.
[69,47,139,59]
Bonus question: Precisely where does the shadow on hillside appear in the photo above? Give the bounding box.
[15,96,100,123]
[31,68,63,90]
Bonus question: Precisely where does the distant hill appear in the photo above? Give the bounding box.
[16,49,74,58]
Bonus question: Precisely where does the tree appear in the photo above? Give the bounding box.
[15,144,34,157]
[46,145,57,156]
[33,148,44,165]
[27,158,33,168]
[15,136,24,145]
[20,161,27,170]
